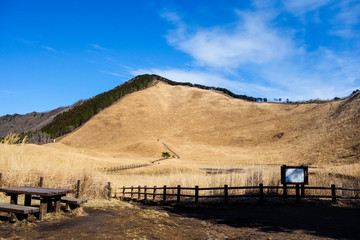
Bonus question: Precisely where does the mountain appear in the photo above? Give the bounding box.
[60,80,360,165]
[40,74,260,139]
[0,106,71,138]
[0,74,260,142]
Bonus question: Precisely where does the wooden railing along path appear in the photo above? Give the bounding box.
[98,142,180,173]
[119,184,360,205]
[99,163,151,172]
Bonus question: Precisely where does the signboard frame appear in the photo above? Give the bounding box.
[281,165,308,185]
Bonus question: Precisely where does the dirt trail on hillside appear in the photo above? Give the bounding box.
[1,201,359,239]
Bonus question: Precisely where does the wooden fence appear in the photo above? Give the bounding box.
[118,184,360,205]
[99,163,151,172]
[98,157,173,172]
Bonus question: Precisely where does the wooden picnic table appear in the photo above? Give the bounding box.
[0,186,74,220]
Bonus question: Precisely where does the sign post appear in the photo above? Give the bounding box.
[281,165,308,203]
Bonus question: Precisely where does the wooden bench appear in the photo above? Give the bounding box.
[61,197,87,209]
[0,203,39,221]
[32,196,87,209]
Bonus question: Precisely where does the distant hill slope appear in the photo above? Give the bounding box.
[40,74,260,139]
[61,80,360,165]
[0,107,71,138]
[0,74,261,141]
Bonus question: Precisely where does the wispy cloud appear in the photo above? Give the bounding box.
[164,11,295,69]
[329,0,360,38]
[88,43,108,51]
[0,90,16,95]
[41,45,58,52]
[283,0,332,15]
[16,37,60,53]
[100,70,126,77]
[16,38,36,46]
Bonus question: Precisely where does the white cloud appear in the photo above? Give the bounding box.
[16,38,36,46]
[329,0,360,38]
[42,45,58,52]
[100,71,126,77]
[88,43,108,51]
[283,0,332,15]
[164,10,295,69]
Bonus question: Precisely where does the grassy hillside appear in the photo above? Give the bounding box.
[40,74,260,139]
[61,80,360,165]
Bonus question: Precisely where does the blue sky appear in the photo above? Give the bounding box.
[1,0,359,116]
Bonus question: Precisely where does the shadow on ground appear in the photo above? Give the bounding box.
[1,200,359,239]
[156,200,360,240]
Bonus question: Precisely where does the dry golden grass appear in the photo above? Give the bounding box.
[0,142,106,198]
[1,81,359,199]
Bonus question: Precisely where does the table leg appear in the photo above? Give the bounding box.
[25,194,32,206]
[47,197,53,213]
[9,194,18,222]
[10,194,18,205]
[54,195,61,213]
[39,197,48,221]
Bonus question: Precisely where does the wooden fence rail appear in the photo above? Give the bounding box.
[118,184,360,205]
[99,163,151,172]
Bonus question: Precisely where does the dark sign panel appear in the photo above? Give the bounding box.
[281,165,308,185]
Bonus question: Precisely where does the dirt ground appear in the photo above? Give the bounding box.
[1,200,360,240]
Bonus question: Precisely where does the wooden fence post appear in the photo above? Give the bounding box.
[122,186,125,199]
[131,186,134,199]
[331,184,336,203]
[224,184,228,205]
[259,183,264,204]
[296,184,300,204]
[76,180,81,198]
[39,177,43,187]
[138,186,141,200]
[177,185,181,204]
[144,185,147,201]
[163,185,167,202]
[108,182,111,200]
[283,183,287,198]
[195,185,199,205]
[0,173,2,187]
[301,183,305,197]
[153,186,157,201]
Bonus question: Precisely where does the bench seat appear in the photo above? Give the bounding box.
[61,197,87,205]
[0,203,39,214]
[32,196,87,209]
[0,203,39,221]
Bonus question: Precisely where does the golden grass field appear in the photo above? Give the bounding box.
[1,80,359,198]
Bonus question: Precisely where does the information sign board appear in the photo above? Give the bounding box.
[281,165,308,185]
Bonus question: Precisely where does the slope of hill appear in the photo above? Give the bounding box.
[0,107,71,138]
[60,80,360,165]
[40,74,261,139]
